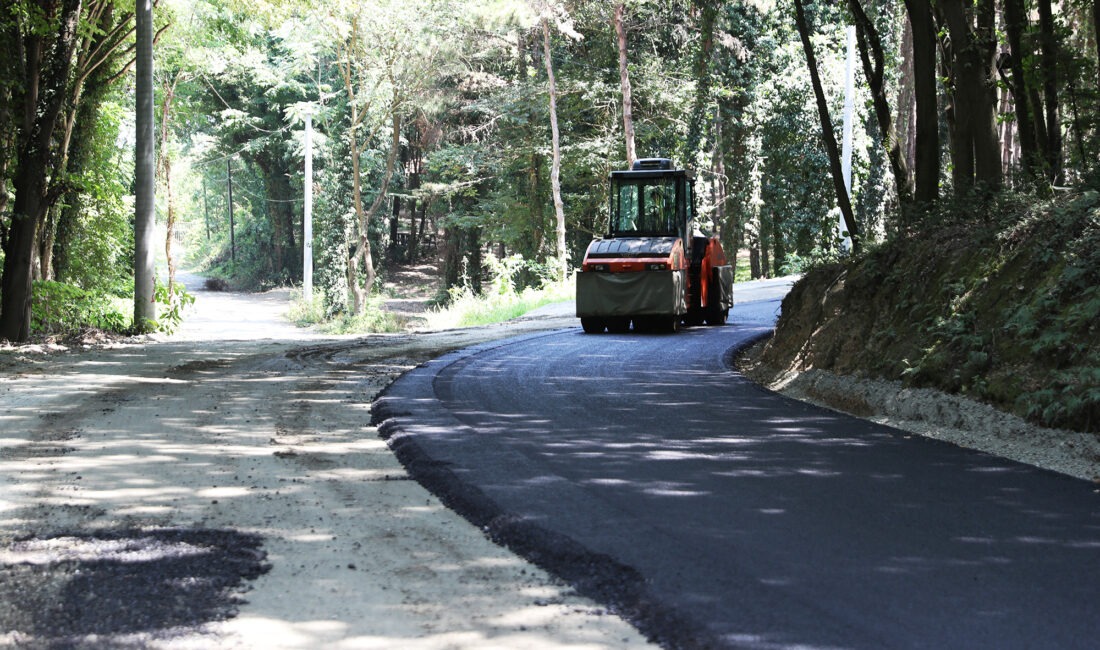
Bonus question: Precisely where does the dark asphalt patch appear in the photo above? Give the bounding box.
[0,528,269,645]
[373,331,712,649]
[378,409,707,649]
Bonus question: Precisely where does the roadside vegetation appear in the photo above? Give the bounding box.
[760,189,1100,433]
[289,255,573,334]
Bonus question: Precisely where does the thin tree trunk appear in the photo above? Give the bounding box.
[159,72,181,292]
[614,3,637,167]
[998,85,1015,180]
[38,205,59,281]
[1094,0,1100,90]
[848,0,914,215]
[350,106,402,313]
[1038,0,1062,184]
[714,108,726,241]
[390,195,400,256]
[1003,0,1044,187]
[895,13,917,180]
[542,17,567,279]
[793,0,861,252]
[408,138,422,261]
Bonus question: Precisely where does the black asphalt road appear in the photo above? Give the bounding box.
[373,299,1100,649]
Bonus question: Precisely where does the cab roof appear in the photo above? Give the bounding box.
[609,158,693,181]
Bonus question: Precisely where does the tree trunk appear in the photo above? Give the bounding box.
[0,31,11,225]
[1003,0,1044,188]
[159,72,181,292]
[997,85,1015,180]
[685,1,718,167]
[902,0,940,212]
[38,205,60,281]
[349,107,402,314]
[1,0,83,342]
[713,108,726,241]
[614,3,637,167]
[1037,0,1062,184]
[389,195,400,257]
[542,17,567,280]
[1094,0,1100,90]
[895,13,917,183]
[407,135,423,261]
[848,0,914,218]
[936,0,1002,193]
[793,0,861,253]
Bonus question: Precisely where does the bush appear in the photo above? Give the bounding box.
[31,281,130,335]
[427,255,573,329]
[288,289,403,334]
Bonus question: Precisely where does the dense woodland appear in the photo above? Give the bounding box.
[1,0,1099,343]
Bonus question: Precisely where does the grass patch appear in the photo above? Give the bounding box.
[426,277,574,330]
[288,290,405,334]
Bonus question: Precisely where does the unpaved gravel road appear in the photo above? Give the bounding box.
[1,277,654,649]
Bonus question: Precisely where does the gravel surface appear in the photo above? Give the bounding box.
[0,279,652,649]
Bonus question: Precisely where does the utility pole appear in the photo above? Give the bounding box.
[227,157,236,263]
[202,173,211,240]
[134,0,157,329]
[303,111,313,303]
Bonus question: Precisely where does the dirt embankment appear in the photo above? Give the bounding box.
[740,191,1100,481]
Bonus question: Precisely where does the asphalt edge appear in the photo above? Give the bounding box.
[370,329,715,650]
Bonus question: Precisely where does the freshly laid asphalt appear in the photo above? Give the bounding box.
[373,298,1100,649]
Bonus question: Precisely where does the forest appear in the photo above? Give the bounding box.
[1,0,1098,344]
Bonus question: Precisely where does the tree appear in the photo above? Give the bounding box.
[685,0,718,167]
[324,0,451,311]
[541,14,568,279]
[1037,0,1062,184]
[614,2,637,167]
[847,0,913,216]
[1094,1,1100,90]
[1,0,84,342]
[42,1,137,282]
[1002,0,1045,188]
[792,0,861,253]
[934,0,1002,194]
[336,12,402,313]
[902,0,939,211]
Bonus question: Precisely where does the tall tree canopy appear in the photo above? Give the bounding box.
[1,0,1098,340]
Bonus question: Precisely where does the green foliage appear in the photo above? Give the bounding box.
[152,280,196,334]
[429,255,571,329]
[30,281,130,335]
[289,289,402,334]
[55,97,134,296]
[777,245,845,276]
